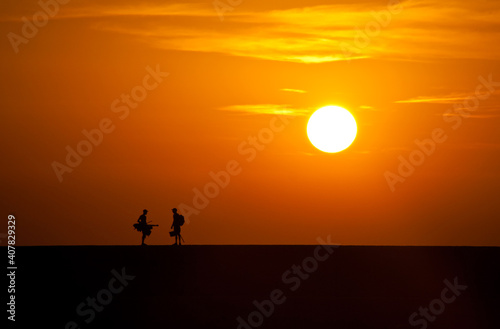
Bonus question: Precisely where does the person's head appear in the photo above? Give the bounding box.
[172,208,177,214]
[143,209,148,214]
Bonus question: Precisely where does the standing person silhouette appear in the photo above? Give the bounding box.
[133,209,158,245]
[171,208,183,245]
[137,209,150,246]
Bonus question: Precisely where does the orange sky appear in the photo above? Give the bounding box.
[1,0,500,246]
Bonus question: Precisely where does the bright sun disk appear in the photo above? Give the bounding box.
[307,105,357,153]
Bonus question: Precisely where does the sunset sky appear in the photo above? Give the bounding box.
[1,0,499,246]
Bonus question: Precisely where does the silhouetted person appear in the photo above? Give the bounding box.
[170,208,184,245]
[134,209,153,246]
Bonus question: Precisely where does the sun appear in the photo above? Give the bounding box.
[307,106,357,153]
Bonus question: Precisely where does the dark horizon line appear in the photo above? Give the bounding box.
[2,244,499,248]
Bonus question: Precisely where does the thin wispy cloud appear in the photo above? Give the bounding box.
[281,88,307,94]
[218,104,310,116]
[0,3,213,21]
[395,94,472,104]
[442,113,500,119]
[396,90,500,104]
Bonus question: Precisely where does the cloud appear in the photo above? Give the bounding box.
[395,94,473,104]
[218,104,310,116]
[442,113,500,119]
[93,0,500,63]
[281,88,307,93]
[0,3,213,21]
[396,90,500,104]
[3,0,499,63]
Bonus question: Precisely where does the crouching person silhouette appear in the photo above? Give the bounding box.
[170,208,185,245]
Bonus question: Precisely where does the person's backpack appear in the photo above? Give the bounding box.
[177,214,185,226]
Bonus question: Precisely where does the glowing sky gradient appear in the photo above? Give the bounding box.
[1,0,500,246]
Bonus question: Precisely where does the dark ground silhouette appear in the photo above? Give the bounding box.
[6,245,500,329]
